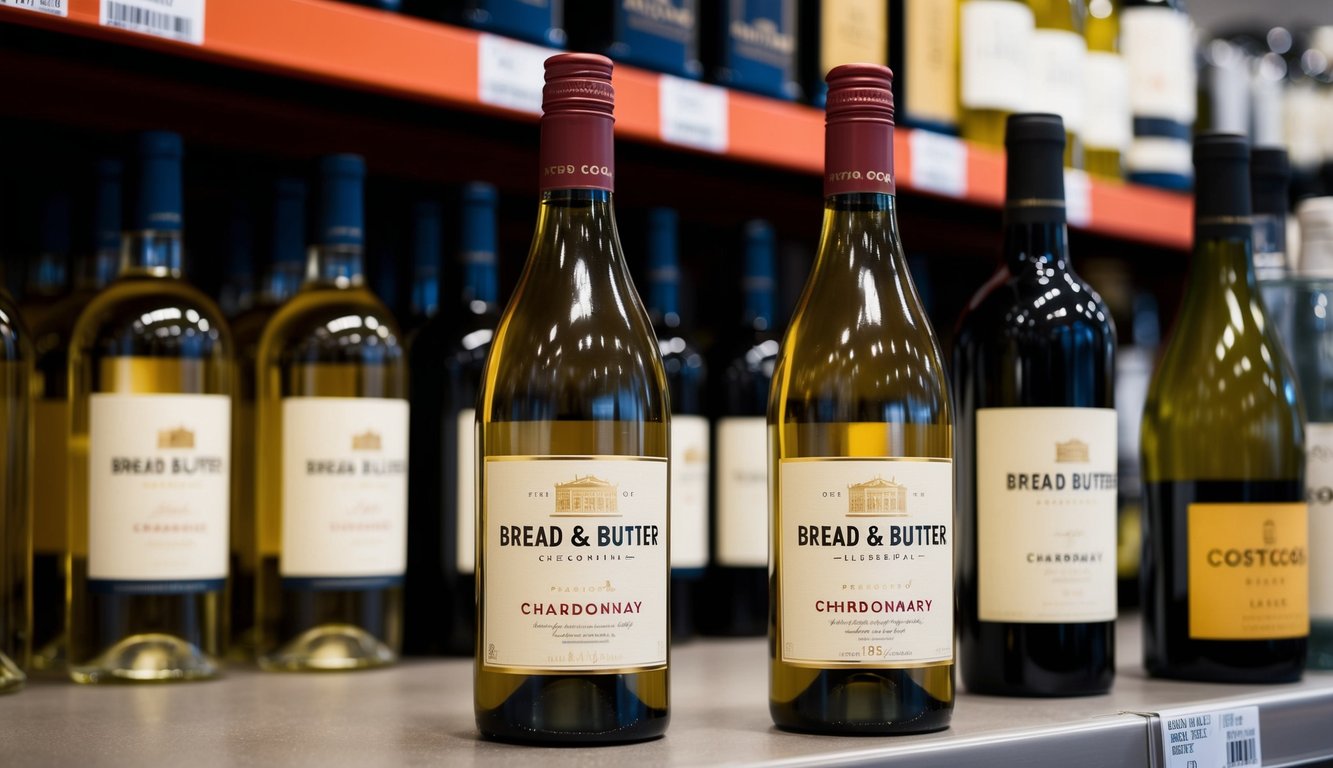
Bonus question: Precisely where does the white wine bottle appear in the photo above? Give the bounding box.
[68,132,233,683]
[959,0,1034,148]
[770,64,954,734]
[0,255,32,694]
[1141,134,1308,682]
[255,155,408,671]
[1027,0,1086,168]
[1083,0,1130,179]
[475,53,670,744]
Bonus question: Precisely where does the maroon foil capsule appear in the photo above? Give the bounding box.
[540,53,616,193]
[823,64,896,198]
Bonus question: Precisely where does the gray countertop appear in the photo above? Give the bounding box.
[3,616,1331,767]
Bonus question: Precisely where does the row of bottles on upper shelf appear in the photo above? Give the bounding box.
[0,54,1330,746]
[333,0,1333,190]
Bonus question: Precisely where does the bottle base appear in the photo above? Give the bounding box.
[475,673,669,744]
[0,652,26,693]
[258,623,396,672]
[69,633,219,683]
[769,669,954,735]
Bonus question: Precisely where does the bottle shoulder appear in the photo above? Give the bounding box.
[957,264,1117,343]
[258,286,405,365]
[71,277,231,357]
[0,290,32,365]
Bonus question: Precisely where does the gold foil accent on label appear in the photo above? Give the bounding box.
[1006,198,1066,208]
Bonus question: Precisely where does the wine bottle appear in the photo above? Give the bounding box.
[1120,0,1195,190]
[475,53,669,744]
[697,219,778,637]
[801,0,888,107]
[218,199,256,319]
[227,177,306,657]
[1280,197,1333,670]
[20,193,71,323]
[889,0,960,134]
[452,0,567,48]
[255,155,408,671]
[644,207,708,642]
[0,256,32,694]
[958,0,1034,148]
[566,0,703,79]
[404,181,500,656]
[407,200,443,331]
[1141,133,1308,683]
[1028,1,1086,168]
[30,159,123,671]
[1083,0,1130,179]
[954,113,1117,697]
[68,131,233,683]
[705,0,801,101]
[770,64,954,734]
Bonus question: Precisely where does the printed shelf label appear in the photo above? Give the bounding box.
[1156,705,1261,768]
[0,0,67,16]
[100,0,204,46]
[909,130,967,199]
[659,74,728,153]
[478,33,555,115]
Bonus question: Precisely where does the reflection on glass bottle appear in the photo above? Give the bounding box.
[256,155,408,672]
[0,263,32,693]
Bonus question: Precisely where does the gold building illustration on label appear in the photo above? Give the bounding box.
[158,426,195,450]
[554,475,619,517]
[1055,438,1089,463]
[352,430,382,451]
[847,476,907,517]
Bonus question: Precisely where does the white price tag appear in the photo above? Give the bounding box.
[477,33,554,116]
[908,130,967,198]
[0,0,67,17]
[100,0,204,45]
[1158,705,1262,768]
[1065,168,1092,227]
[659,75,728,153]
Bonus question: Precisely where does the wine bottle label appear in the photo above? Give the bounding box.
[671,415,710,572]
[481,456,669,673]
[819,0,887,73]
[33,397,68,555]
[976,407,1118,624]
[716,416,769,567]
[456,407,478,575]
[1083,51,1131,152]
[1187,502,1309,640]
[280,397,409,587]
[87,393,229,592]
[778,458,953,667]
[1121,8,1195,123]
[1306,423,1333,620]
[902,0,959,129]
[1027,28,1086,135]
[959,0,1034,112]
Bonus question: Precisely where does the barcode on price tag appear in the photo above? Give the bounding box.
[659,75,728,153]
[477,34,553,116]
[1158,704,1262,768]
[0,0,67,17]
[908,130,967,198]
[100,0,204,46]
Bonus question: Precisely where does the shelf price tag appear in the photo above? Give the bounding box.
[0,0,67,17]
[1155,704,1262,768]
[477,34,554,116]
[100,0,204,46]
[1065,168,1093,227]
[908,130,967,198]
[659,75,728,153]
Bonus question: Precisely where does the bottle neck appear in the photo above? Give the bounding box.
[1184,231,1257,309]
[648,275,679,327]
[121,230,184,279]
[74,247,119,292]
[463,255,499,310]
[1001,215,1072,274]
[305,243,364,288]
[260,260,304,304]
[742,275,774,331]
[1252,213,1287,281]
[815,192,902,275]
[531,188,621,275]
[412,265,440,318]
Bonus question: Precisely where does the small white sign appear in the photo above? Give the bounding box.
[477,33,554,116]
[1065,168,1093,227]
[908,129,967,198]
[100,0,204,45]
[1158,705,1261,768]
[659,75,728,153]
[0,0,67,17]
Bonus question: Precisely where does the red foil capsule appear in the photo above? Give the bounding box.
[540,53,616,193]
[823,64,896,198]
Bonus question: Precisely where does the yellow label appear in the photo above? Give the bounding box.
[1188,503,1309,640]
[820,0,888,72]
[903,0,959,125]
[33,397,69,554]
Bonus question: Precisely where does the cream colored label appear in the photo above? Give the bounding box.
[482,457,668,672]
[778,458,953,666]
[716,416,769,567]
[88,394,229,582]
[280,397,408,578]
[903,0,959,126]
[977,408,1117,623]
[959,0,1034,111]
[1188,503,1309,640]
[456,408,477,575]
[671,415,709,571]
[33,397,68,554]
[1084,51,1131,151]
[819,0,888,72]
[1306,423,1333,620]
[1027,28,1086,133]
[1121,8,1196,122]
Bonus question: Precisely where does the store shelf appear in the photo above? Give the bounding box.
[0,0,1191,250]
[3,616,1331,767]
